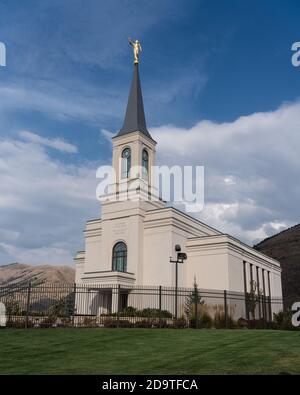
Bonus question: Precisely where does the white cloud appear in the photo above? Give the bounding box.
[100,129,114,142]
[1,100,300,267]
[151,100,300,244]
[19,130,78,153]
[0,134,99,266]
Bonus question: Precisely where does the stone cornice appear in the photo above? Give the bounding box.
[187,234,281,271]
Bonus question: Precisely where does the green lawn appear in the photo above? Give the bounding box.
[0,328,299,375]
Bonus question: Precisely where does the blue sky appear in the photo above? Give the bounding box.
[0,0,300,265]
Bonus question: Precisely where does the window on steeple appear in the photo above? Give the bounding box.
[121,148,131,179]
[142,149,149,181]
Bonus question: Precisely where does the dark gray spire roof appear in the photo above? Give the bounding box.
[116,64,153,139]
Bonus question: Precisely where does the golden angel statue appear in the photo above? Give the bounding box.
[128,37,142,64]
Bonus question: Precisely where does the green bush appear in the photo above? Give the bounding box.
[41,315,58,328]
[173,317,187,328]
[199,312,213,328]
[138,308,172,318]
[60,317,72,327]
[247,319,266,329]
[237,317,248,328]
[134,319,154,328]
[119,306,138,317]
[273,310,295,330]
[118,306,172,319]
[82,316,97,327]
[7,319,33,329]
[188,312,213,328]
[118,320,133,328]
[157,319,170,328]
[103,318,134,328]
[214,312,236,329]
[103,318,118,328]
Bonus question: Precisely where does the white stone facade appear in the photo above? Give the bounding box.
[75,63,282,318]
[75,131,282,301]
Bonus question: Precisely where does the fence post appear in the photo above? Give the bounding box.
[262,294,266,329]
[258,293,262,321]
[72,283,76,328]
[224,290,228,329]
[117,284,120,328]
[159,286,162,328]
[244,292,250,323]
[268,296,272,322]
[267,271,272,322]
[175,261,178,320]
[194,284,199,329]
[25,282,31,329]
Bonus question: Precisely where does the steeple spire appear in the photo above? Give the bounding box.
[116,63,153,139]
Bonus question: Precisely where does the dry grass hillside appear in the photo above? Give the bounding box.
[0,263,75,286]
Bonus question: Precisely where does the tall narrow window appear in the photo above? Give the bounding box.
[142,149,149,181]
[112,242,127,272]
[121,148,131,179]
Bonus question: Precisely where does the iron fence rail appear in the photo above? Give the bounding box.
[0,282,283,329]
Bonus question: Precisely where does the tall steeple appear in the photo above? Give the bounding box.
[116,63,153,140]
[108,39,163,210]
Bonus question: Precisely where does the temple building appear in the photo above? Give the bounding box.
[74,56,282,315]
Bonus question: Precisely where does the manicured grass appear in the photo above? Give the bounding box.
[0,328,299,375]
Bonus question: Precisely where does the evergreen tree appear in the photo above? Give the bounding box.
[184,277,204,318]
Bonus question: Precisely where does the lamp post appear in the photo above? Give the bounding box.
[170,245,187,320]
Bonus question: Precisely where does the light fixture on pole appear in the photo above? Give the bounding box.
[170,244,187,320]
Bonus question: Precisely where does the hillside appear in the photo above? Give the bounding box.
[0,263,75,286]
[254,224,300,308]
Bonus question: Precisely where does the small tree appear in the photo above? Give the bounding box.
[247,280,263,320]
[49,297,67,317]
[184,277,204,319]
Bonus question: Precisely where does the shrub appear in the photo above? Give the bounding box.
[103,318,118,328]
[248,319,266,329]
[41,315,58,328]
[214,312,236,329]
[82,316,97,327]
[134,319,154,328]
[7,319,33,329]
[117,319,133,328]
[157,319,170,328]
[199,312,213,329]
[119,306,138,317]
[138,308,172,318]
[173,317,187,328]
[189,318,197,328]
[213,312,225,328]
[60,317,72,327]
[102,318,133,328]
[237,317,248,328]
[118,306,172,319]
[188,312,213,328]
[273,310,295,330]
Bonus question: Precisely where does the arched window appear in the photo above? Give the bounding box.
[142,149,149,180]
[121,148,131,179]
[112,242,127,272]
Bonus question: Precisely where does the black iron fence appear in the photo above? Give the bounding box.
[0,282,283,329]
